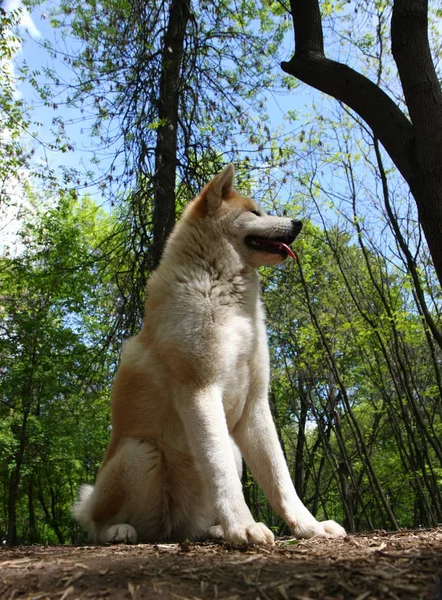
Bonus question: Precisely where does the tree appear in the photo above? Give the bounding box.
[281,0,442,287]
[0,192,118,544]
[0,6,32,202]
[42,0,291,289]
[262,218,441,531]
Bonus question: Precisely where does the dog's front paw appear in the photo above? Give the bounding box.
[224,521,274,545]
[292,519,328,539]
[320,519,346,538]
[104,524,137,544]
[292,518,346,539]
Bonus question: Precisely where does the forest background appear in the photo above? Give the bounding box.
[0,0,441,546]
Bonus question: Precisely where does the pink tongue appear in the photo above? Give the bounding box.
[265,240,297,261]
[280,243,297,261]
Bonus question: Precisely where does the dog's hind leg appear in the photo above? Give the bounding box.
[74,438,165,544]
[73,484,136,543]
[98,523,138,544]
[73,483,135,543]
[73,453,135,543]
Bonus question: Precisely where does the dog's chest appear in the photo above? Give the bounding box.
[218,312,267,429]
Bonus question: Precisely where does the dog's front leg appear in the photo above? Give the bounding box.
[173,383,274,545]
[234,398,346,539]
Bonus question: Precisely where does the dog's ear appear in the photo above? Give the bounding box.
[212,163,235,201]
[195,164,235,216]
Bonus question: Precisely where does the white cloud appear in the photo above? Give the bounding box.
[2,0,41,99]
[3,0,41,39]
[0,1,41,255]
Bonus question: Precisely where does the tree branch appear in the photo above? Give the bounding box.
[281,0,415,187]
[288,0,323,56]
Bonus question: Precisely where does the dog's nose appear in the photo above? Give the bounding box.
[291,220,303,232]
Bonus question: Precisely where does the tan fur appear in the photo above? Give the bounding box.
[73,164,346,545]
[90,454,126,522]
[190,186,257,219]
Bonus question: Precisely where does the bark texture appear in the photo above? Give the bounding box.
[152,0,191,268]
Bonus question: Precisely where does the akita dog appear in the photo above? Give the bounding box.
[74,164,346,544]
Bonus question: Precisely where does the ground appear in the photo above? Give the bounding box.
[1,528,441,600]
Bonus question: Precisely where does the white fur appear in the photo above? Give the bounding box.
[74,165,346,544]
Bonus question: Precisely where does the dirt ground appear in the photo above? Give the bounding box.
[1,528,441,600]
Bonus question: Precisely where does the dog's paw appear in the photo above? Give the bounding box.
[224,521,274,546]
[292,518,346,539]
[320,519,346,538]
[104,524,137,544]
[207,525,224,539]
[291,519,328,539]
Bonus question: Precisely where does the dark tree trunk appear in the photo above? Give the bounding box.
[28,479,37,544]
[7,470,19,546]
[152,0,191,268]
[7,408,31,545]
[391,0,442,288]
[282,0,442,289]
[37,485,65,544]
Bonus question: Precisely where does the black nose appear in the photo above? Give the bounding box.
[291,220,303,232]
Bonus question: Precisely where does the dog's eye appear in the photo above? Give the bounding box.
[250,210,261,216]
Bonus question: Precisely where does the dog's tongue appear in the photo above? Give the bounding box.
[265,240,297,261]
[280,243,297,261]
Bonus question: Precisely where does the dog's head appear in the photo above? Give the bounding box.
[187,164,302,268]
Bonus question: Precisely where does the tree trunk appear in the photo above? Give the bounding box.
[28,479,37,544]
[37,485,65,544]
[7,470,19,546]
[7,408,31,545]
[152,0,191,268]
[391,0,442,283]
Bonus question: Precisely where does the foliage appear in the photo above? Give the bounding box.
[0,0,441,544]
[0,192,119,543]
[30,0,294,197]
[0,5,32,201]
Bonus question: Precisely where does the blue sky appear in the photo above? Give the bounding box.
[4,0,321,206]
[7,1,104,185]
[2,0,422,256]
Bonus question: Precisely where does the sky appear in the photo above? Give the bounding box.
[0,0,42,251]
[1,0,111,251]
[4,1,100,180]
[1,0,428,260]
[1,0,311,209]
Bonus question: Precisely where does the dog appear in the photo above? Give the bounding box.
[74,164,346,545]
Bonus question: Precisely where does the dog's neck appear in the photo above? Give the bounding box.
[157,219,260,307]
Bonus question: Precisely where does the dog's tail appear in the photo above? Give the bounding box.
[73,484,95,536]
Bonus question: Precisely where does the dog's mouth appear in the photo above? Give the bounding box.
[245,236,297,260]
